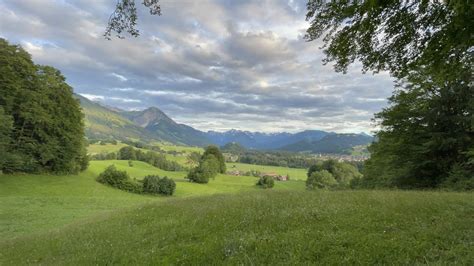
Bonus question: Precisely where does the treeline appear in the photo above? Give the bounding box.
[91,146,185,171]
[0,39,88,174]
[231,150,320,169]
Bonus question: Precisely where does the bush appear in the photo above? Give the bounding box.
[128,160,134,167]
[96,165,142,193]
[97,165,129,187]
[306,170,337,189]
[187,167,211,184]
[143,175,161,193]
[256,175,274,189]
[158,177,176,196]
[142,175,176,195]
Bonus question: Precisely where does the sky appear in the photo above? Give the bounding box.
[0,0,395,134]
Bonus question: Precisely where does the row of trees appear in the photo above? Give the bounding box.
[187,146,226,183]
[91,146,185,171]
[0,38,88,174]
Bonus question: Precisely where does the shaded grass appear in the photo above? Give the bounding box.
[1,190,472,264]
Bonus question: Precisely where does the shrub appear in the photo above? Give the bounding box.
[128,160,134,167]
[96,165,142,193]
[306,170,337,190]
[143,175,160,193]
[158,177,176,196]
[187,167,211,183]
[256,175,274,189]
[97,165,129,187]
[142,175,176,195]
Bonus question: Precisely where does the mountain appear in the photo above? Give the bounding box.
[280,133,374,154]
[220,142,247,154]
[76,94,159,142]
[205,129,329,149]
[121,107,210,146]
[78,96,372,153]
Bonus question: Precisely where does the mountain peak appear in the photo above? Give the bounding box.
[122,106,173,128]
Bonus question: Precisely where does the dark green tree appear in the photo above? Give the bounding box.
[118,146,137,160]
[0,38,88,174]
[305,1,473,189]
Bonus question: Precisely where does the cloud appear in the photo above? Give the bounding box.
[79,93,104,101]
[0,0,395,133]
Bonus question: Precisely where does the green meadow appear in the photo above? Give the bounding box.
[0,160,302,240]
[1,160,473,264]
[1,165,473,264]
[227,162,308,180]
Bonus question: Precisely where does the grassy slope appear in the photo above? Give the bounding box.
[1,190,472,264]
[87,143,129,154]
[227,162,308,180]
[0,160,302,240]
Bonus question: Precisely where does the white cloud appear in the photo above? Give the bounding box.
[79,93,104,101]
[0,0,395,133]
[111,72,128,82]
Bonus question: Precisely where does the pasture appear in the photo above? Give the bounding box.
[227,162,308,180]
[1,160,472,264]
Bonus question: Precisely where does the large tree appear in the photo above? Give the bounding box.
[104,0,161,39]
[305,1,473,188]
[0,38,88,174]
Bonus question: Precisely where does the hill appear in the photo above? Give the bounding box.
[121,107,210,146]
[76,94,158,142]
[281,133,374,154]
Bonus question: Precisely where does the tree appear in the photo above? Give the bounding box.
[256,175,275,189]
[0,38,88,174]
[104,0,161,40]
[0,107,13,171]
[118,146,137,160]
[202,145,226,174]
[306,170,337,190]
[305,1,473,189]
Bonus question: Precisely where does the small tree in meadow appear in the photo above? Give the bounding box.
[256,175,274,189]
[306,170,337,190]
[97,165,129,187]
[158,177,176,196]
[143,175,160,194]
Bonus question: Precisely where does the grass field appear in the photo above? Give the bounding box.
[87,143,129,154]
[1,160,473,264]
[0,160,302,240]
[227,162,308,180]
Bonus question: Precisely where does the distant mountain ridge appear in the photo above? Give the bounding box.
[77,95,373,153]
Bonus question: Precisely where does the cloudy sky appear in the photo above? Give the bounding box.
[0,0,395,133]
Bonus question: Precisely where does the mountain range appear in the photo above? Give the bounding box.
[77,94,374,154]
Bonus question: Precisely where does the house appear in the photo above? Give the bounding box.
[261,172,288,181]
[227,170,242,176]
